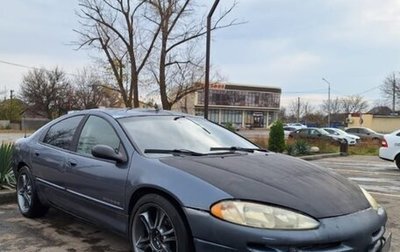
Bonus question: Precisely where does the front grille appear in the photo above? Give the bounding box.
[298,242,342,251]
[368,226,386,252]
[248,242,344,252]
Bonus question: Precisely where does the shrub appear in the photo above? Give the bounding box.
[224,122,236,132]
[286,140,310,156]
[0,143,15,189]
[294,140,310,155]
[268,120,285,152]
[286,143,296,156]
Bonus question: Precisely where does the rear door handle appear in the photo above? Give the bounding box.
[34,151,40,157]
[68,159,77,167]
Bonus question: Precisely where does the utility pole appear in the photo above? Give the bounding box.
[204,0,220,119]
[322,78,331,127]
[393,73,396,113]
[297,97,300,123]
[9,89,14,121]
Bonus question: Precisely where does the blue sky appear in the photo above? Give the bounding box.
[1,0,400,108]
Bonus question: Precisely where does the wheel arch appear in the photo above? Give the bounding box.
[127,186,195,249]
[16,161,29,174]
[394,152,400,162]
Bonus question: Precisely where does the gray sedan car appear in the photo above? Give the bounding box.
[12,109,391,251]
[345,127,384,143]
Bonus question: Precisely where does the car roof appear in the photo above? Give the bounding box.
[69,108,188,119]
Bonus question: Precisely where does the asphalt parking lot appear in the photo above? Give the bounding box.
[313,155,400,250]
[0,155,399,251]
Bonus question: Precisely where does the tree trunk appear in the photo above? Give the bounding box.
[159,24,170,110]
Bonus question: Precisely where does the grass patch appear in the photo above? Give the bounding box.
[348,143,379,155]
[286,138,340,154]
[246,135,380,156]
[249,136,268,149]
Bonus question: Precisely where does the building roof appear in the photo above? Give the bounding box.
[206,82,281,93]
[367,106,393,115]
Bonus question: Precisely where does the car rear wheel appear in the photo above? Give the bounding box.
[130,194,191,252]
[395,156,400,170]
[16,166,48,218]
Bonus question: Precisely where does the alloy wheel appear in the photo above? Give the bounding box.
[133,204,177,252]
[17,173,32,213]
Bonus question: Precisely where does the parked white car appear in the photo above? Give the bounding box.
[284,123,307,130]
[283,126,297,139]
[323,128,360,145]
[379,129,400,169]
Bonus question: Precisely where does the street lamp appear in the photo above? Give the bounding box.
[204,0,220,119]
[322,78,331,127]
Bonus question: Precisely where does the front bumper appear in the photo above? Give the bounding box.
[184,207,390,252]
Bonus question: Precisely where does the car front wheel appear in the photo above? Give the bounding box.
[16,166,48,218]
[130,194,191,252]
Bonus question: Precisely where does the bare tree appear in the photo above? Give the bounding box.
[75,0,161,108]
[287,98,314,122]
[74,68,103,109]
[73,67,122,108]
[341,95,369,113]
[321,97,342,115]
[144,0,239,109]
[381,72,400,111]
[21,68,72,119]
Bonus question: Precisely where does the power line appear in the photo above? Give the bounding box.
[353,85,381,96]
[283,88,326,94]
[0,59,79,77]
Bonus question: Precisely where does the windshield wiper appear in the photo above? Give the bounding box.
[209,146,268,153]
[144,149,205,156]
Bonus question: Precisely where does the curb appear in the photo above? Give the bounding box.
[0,190,16,205]
[300,152,343,161]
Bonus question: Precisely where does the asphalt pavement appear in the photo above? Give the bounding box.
[313,155,400,250]
[0,155,399,251]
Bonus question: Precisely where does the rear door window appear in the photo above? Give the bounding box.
[42,116,84,150]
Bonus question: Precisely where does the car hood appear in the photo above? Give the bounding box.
[160,152,370,218]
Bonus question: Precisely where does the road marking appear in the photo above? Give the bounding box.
[327,168,399,177]
[369,191,400,198]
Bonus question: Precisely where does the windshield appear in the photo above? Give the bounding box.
[324,128,335,134]
[335,128,347,135]
[119,116,258,155]
[319,129,330,135]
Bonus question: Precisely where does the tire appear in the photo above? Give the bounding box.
[396,156,400,170]
[16,166,49,218]
[130,194,191,252]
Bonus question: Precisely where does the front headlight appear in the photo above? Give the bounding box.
[210,200,319,230]
[360,187,380,210]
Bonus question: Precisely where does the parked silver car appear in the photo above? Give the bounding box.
[323,128,360,145]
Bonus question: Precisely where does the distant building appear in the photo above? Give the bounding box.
[173,83,281,128]
[367,106,394,116]
[347,107,400,133]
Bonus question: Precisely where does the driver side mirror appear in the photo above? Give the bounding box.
[92,144,127,163]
